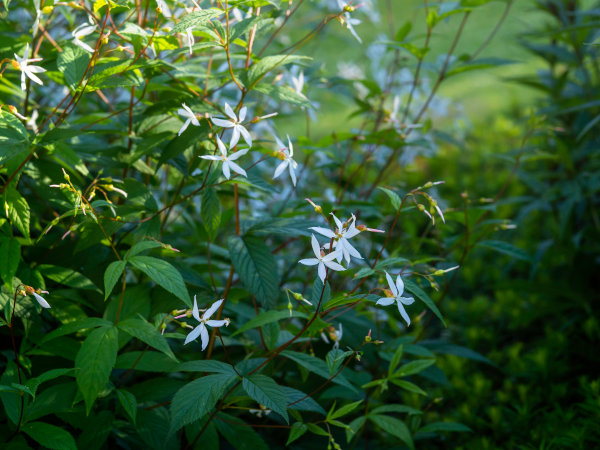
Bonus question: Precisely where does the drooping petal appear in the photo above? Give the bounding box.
[206,319,228,328]
[342,238,362,259]
[310,234,321,258]
[25,69,44,85]
[274,135,285,149]
[287,136,293,157]
[397,301,411,326]
[289,163,297,186]
[178,118,191,136]
[395,275,405,296]
[318,262,327,282]
[211,117,234,128]
[298,258,319,266]
[73,39,94,53]
[224,103,237,121]
[184,324,204,345]
[323,259,346,272]
[32,292,51,308]
[227,160,247,178]
[222,161,231,179]
[385,271,398,297]
[310,227,336,239]
[399,296,415,306]
[227,148,249,161]
[238,125,252,148]
[204,299,224,320]
[216,136,228,157]
[376,297,395,306]
[273,160,288,180]
[200,324,210,350]
[230,126,241,148]
[192,295,201,321]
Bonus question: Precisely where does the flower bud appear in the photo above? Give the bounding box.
[42,6,53,14]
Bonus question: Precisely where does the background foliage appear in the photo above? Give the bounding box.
[1,0,599,449]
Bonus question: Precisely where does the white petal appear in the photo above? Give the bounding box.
[376,297,395,306]
[342,238,362,259]
[274,135,285,149]
[230,127,241,148]
[238,125,252,148]
[200,155,221,161]
[395,275,405,296]
[238,106,247,122]
[331,213,343,231]
[184,324,203,345]
[227,148,249,161]
[299,258,319,266]
[25,70,43,86]
[178,118,191,136]
[200,324,210,350]
[73,39,94,53]
[224,103,237,121]
[289,163,297,186]
[385,271,398,297]
[287,135,293,157]
[33,292,51,308]
[310,234,321,257]
[227,160,247,178]
[216,136,228,157]
[192,295,201,321]
[211,117,234,128]
[273,160,289,180]
[399,296,415,306]
[206,319,228,327]
[318,262,326,282]
[323,260,345,272]
[204,299,223,320]
[222,161,231,179]
[397,302,411,326]
[310,227,336,239]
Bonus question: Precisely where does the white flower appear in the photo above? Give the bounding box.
[32,290,50,308]
[310,213,361,265]
[184,297,230,348]
[177,103,200,136]
[321,323,343,349]
[156,0,172,18]
[337,0,362,44]
[14,44,46,91]
[210,103,252,148]
[200,136,249,179]
[290,70,306,98]
[184,28,194,55]
[299,234,346,283]
[72,23,97,53]
[272,135,298,186]
[376,272,415,326]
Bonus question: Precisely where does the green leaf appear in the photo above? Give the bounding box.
[75,325,119,414]
[201,188,221,240]
[116,389,137,424]
[232,310,307,337]
[254,84,312,108]
[326,349,353,376]
[328,400,363,421]
[104,260,126,300]
[283,387,326,415]
[171,9,224,33]
[38,265,98,290]
[0,237,21,285]
[369,414,414,449]
[403,279,446,326]
[306,423,329,437]
[41,317,113,344]
[242,374,288,422]
[57,45,91,91]
[378,187,402,210]
[118,318,177,361]
[22,422,77,450]
[169,373,237,433]
[389,345,404,374]
[26,368,74,396]
[127,240,162,258]
[214,412,269,450]
[371,404,422,415]
[418,421,472,433]
[176,360,237,375]
[286,422,308,446]
[227,235,279,307]
[390,379,427,396]
[0,111,29,165]
[129,255,191,306]
[477,239,532,262]
[281,350,356,392]
[4,188,30,238]
[394,359,436,377]
[247,55,310,87]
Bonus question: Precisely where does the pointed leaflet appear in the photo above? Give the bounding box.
[228,235,279,307]
[128,255,191,306]
[232,310,307,337]
[0,237,21,284]
[104,260,126,299]
[117,389,137,425]
[5,188,30,238]
[242,374,289,422]
[117,318,177,361]
[201,188,221,240]
[369,414,414,450]
[214,412,269,450]
[22,421,77,450]
[75,325,118,414]
[281,350,357,392]
[171,9,224,33]
[57,44,91,91]
[169,373,237,433]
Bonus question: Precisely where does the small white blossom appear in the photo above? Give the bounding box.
[14,44,46,91]
[156,0,172,18]
[211,103,252,148]
[376,272,415,326]
[337,0,362,44]
[72,23,97,53]
[299,234,346,282]
[321,324,343,349]
[311,213,362,265]
[177,103,200,136]
[200,136,249,179]
[184,297,230,348]
[272,135,298,186]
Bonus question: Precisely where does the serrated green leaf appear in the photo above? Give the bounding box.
[329,400,363,421]
[242,374,288,422]
[0,237,21,285]
[281,350,356,392]
[286,422,307,446]
[232,310,307,337]
[390,379,427,396]
[171,9,224,33]
[57,45,91,91]
[127,240,162,258]
[283,386,326,415]
[4,188,30,238]
[118,318,177,361]
[247,55,310,87]
[22,421,77,450]
[129,255,191,306]
[326,349,353,376]
[201,188,221,240]
[214,412,269,450]
[394,358,436,377]
[38,264,98,290]
[41,317,113,344]
[228,235,279,307]
[25,368,74,396]
[117,389,137,424]
[75,325,118,414]
[0,111,29,165]
[371,404,422,415]
[104,260,126,300]
[176,360,237,375]
[389,345,403,374]
[169,374,237,433]
[369,414,414,449]
[378,187,402,210]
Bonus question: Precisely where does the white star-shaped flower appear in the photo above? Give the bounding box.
[72,23,97,53]
[177,103,200,136]
[299,234,346,283]
[272,135,298,186]
[200,136,249,179]
[210,103,252,148]
[376,272,415,326]
[184,297,230,349]
[311,213,362,265]
[337,0,362,44]
[13,44,46,91]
